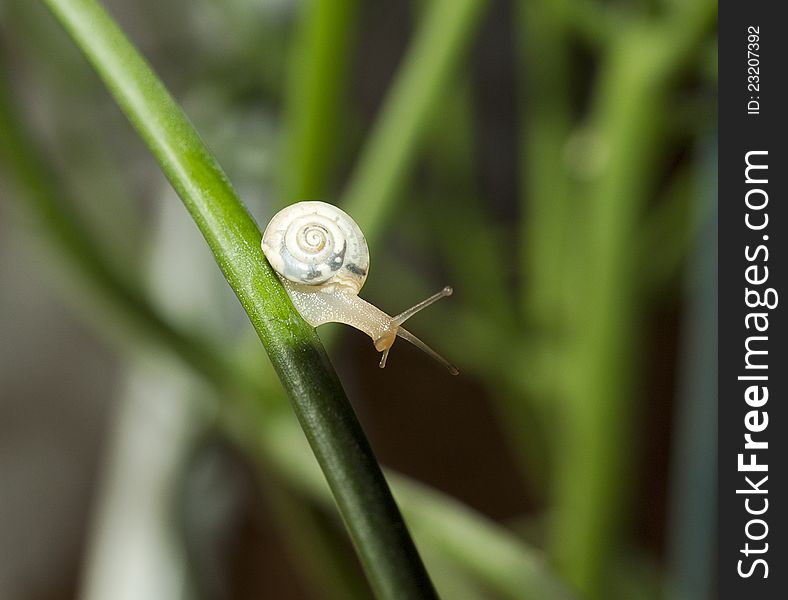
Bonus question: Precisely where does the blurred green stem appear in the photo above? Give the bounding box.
[513,0,574,493]
[342,0,488,246]
[547,3,716,597]
[517,0,572,329]
[281,0,359,201]
[37,1,436,597]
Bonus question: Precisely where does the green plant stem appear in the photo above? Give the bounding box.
[281,0,358,201]
[517,0,572,329]
[341,0,488,246]
[513,0,575,495]
[38,1,436,597]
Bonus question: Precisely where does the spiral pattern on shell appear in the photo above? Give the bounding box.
[262,201,370,291]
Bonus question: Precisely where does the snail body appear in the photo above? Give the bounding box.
[262,201,457,374]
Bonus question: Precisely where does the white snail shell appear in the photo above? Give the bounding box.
[261,201,458,374]
[261,201,369,293]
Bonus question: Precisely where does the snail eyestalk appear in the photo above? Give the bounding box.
[379,348,391,369]
[392,286,453,325]
[394,327,459,375]
[375,287,459,375]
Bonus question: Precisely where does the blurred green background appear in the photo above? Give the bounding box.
[0,0,716,599]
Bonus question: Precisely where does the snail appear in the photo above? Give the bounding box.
[261,201,458,374]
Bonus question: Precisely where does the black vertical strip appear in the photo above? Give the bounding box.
[719,2,787,597]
